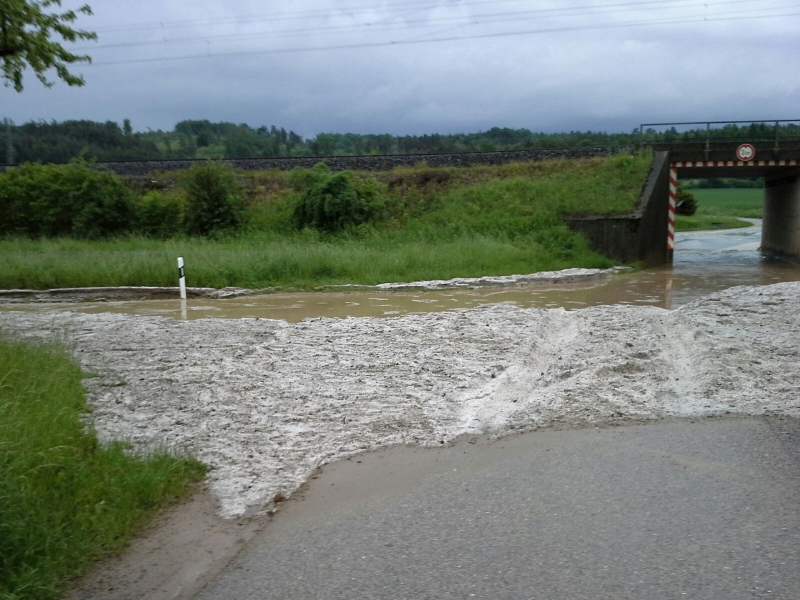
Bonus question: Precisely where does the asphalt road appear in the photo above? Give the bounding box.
[198,417,800,600]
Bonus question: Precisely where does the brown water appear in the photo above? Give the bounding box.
[4,223,800,322]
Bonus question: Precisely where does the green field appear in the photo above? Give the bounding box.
[0,154,651,290]
[0,336,206,599]
[675,188,763,231]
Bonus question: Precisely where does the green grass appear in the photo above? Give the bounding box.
[381,153,651,218]
[674,215,753,231]
[0,336,206,599]
[0,231,616,290]
[675,188,763,231]
[690,188,763,218]
[0,153,652,290]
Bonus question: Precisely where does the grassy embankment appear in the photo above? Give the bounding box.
[0,335,206,600]
[0,154,652,290]
[675,188,763,231]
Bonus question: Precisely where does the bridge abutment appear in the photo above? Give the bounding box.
[763,173,800,258]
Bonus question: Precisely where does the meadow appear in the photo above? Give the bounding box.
[0,154,651,290]
[675,188,763,231]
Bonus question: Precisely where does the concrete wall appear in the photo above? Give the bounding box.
[763,173,800,258]
[565,152,670,266]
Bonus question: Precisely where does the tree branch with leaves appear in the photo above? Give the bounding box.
[1,0,96,92]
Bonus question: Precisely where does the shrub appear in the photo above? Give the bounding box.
[135,191,186,238]
[182,161,244,236]
[0,160,135,239]
[287,162,331,191]
[292,170,384,233]
[676,185,697,216]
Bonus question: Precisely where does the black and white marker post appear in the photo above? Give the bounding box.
[178,256,187,319]
[177,256,187,299]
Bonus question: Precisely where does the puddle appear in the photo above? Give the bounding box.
[3,221,800,322]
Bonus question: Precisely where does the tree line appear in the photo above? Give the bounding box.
[1,119,638,165]
[3,119,799,166]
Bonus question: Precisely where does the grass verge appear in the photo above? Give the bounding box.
[675,188,762,231]
[0,154,651,290]
[0,232,617,290]
[675,216,753,231]
[0,335,206,600]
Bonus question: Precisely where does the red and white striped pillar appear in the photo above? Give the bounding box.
[667,166,677,262]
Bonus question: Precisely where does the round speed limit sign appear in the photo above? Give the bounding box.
[736,143,756,162]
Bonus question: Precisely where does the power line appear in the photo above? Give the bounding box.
[94,0,616,34]
[87,0,738,43]
[90,10,800,67]
[94,0,513,33]
[82,0,785,51]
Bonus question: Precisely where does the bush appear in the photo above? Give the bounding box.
[182,161,244,236]
[292,170,384,233]
[135,191,186,238]
[287,162,332,191]
[676,185,697,216]
[0,160,135,239]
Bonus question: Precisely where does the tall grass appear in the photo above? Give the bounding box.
[0,335,205,599]
[0,231,615,290]
[0,154,651,290]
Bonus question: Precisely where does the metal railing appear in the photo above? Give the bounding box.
[638,119,800,156]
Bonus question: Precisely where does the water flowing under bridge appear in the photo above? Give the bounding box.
[643,119,800,262]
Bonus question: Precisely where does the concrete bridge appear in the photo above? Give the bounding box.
[568,121,800,265]
[649,122,800,261]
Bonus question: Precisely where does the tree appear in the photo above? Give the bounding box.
[675,185,697,216]
[223,126,258,158]
[182,162,243,236]
[292,169,384,234]
[311,133,337,156]
[1,0,96,92]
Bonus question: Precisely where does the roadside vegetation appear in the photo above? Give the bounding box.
[0,153,652,290]
[675,188,763,231]
[0,334,206,600]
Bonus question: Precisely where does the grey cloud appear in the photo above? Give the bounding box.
[3,0,798,135]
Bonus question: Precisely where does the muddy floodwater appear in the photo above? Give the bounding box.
[2,219,800,518]
[4,220,800,320]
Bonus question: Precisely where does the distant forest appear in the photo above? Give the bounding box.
[1,119,797,165]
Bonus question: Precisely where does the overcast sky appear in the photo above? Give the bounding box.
[2,0,799,137]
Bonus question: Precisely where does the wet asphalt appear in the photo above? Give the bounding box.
[198,417,800,600]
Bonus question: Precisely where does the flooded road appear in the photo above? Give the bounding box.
[4,221,800,321]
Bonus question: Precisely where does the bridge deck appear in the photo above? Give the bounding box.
[649,141,800,178]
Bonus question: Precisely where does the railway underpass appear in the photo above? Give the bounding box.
[648,120,800,261]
